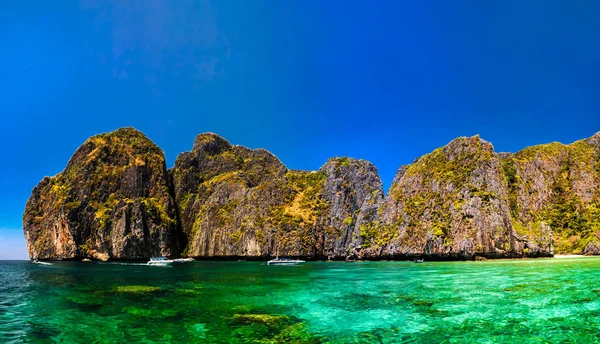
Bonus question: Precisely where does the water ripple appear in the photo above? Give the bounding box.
[2,258,600,342]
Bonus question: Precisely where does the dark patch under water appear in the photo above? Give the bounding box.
[3,258,600,343]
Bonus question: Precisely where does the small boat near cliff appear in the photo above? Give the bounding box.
[32,260,53,266]
[267,258,305,266]
[147,257,173,265]
[414,258,424,263]
[173,258,194,263]
[268,245,304,265]
[268,243,305,265]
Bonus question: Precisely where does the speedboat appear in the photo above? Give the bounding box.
[33,259,53,266]
[268,245,304,266]
[147,257,174,265]
[173,258,194,263]
[414,258,424,263]
[267,258,305,266]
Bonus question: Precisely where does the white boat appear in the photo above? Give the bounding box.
[32,260,53,266]
[147,257,174,265]
[173,258,194,263]
[267,258,305,266]
[268,245,305,265]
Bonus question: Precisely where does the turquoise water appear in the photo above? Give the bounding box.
[2,258,600,343]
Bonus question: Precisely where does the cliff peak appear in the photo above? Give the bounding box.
[446,135,494,152]
[113,126,145,136]
[325,156,362,166]
[587,131,600,147]
[83,127,149,144]
[410,135,495,168]
[193,132,232,155]
[67,127,162,173]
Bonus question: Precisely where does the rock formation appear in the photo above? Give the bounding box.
[23,128,179,260]
[361,136,553,259]
[171,133,383,259]
[23,128,600,260]
[500,134,600,254]
[319,157,384,258]
[372,136,519,258]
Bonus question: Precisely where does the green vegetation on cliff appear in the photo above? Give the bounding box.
[374,136,513,257]
[501,138,600,254]
[172,134,385,259]
[23,128,600,260]
[23,128,179,260]
[173,133,335,257]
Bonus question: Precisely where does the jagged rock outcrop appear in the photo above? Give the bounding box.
[501,134,600,254]
[359,136,541,259]
[171,133,384,259]
[583,241,600,255]
[23,128,179,260]
[172,133,292,257]
[23,128,600,260]
[320,158,384,258]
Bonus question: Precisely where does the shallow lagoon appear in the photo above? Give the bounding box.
[2,258,600,343]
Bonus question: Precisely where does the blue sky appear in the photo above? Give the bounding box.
[1,1,599,259]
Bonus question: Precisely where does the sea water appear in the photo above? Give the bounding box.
[2,258,600,343]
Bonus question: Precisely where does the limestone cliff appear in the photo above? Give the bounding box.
[171,133,383,259]
[23,128,179,260]
[320,157,384,258]
[501,134,600,254]
[23,128,600,260]
[360,136,546,259]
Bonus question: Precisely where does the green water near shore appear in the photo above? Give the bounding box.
[3,258,600,343]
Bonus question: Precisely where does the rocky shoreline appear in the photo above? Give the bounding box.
[33,253,555,262]
[23,128,600,261]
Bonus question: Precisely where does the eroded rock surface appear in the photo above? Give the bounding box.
[24,129,600,260]
[501,135,600,254]
[171,134,383,259]
[363,136,525,259]
[23,128,179,260]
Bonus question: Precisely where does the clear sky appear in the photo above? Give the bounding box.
[1,1,599,259]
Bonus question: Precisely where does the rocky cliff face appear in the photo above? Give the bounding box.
[171,133,383,259]
[501,135,600,254]
[23,128,179,260]
[361,136,553,259]
[319,157,384,257]
[23,128,600,260]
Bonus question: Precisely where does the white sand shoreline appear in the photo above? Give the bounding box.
[553,254,587,259]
